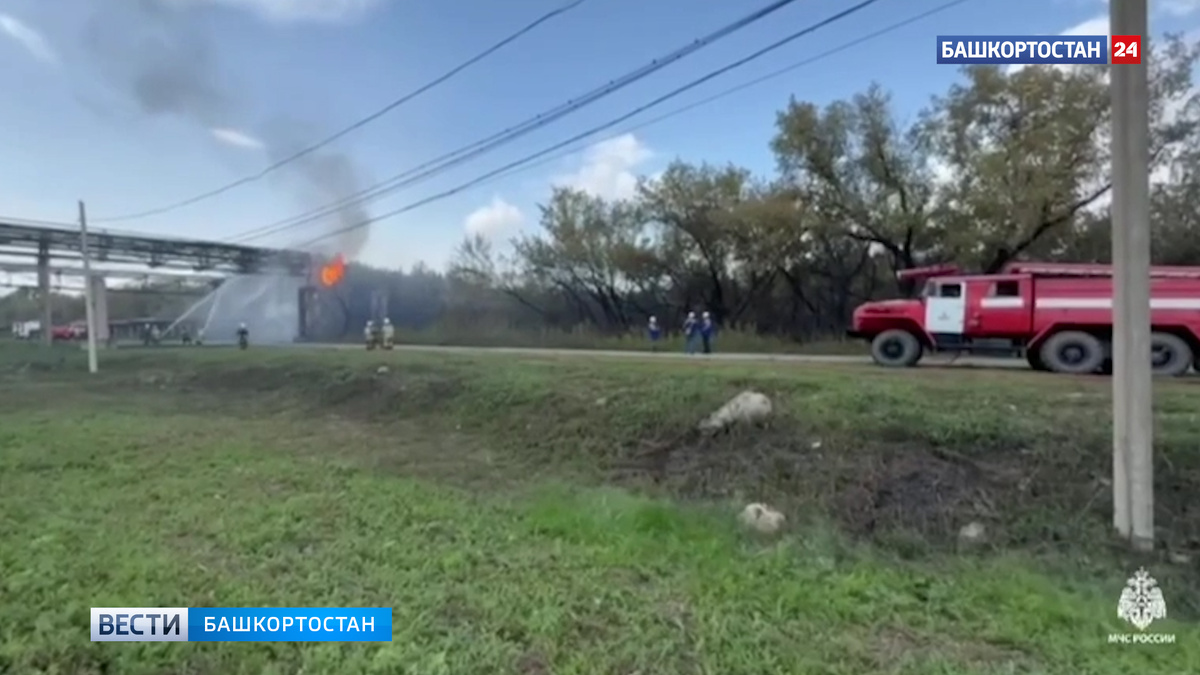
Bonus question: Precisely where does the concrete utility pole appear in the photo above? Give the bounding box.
[37,241,51,345]
[79,200,99,374]
[1110,0,1153,550]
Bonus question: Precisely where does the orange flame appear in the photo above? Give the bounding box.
[319,254,346,287]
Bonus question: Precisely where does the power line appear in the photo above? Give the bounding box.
[91,0,592,224]
[223,0,810,244]
[599,0,971,147]
[225,0,809,243]
[243,0,970,248]
[459,0,973,194]
[294,0,886,251]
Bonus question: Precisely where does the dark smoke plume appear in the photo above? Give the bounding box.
[81,0,374,257]
[84,0,231,127]
[259,119,372,257]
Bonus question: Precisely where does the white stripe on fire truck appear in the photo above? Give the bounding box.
[979,297,1024,308]
[1036,298,1200,309]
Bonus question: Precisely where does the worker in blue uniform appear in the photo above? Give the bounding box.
[682,311,698,354]
[700,311,715,354]
[647,316,661,351]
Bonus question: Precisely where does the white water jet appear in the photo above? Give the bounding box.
[167,274,303,344]
[201,280,225,337]
[164,291,215,336]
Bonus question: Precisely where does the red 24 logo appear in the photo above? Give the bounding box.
[1112,35,1142,64]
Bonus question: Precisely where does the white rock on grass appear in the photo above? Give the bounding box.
[958,521,986,546]
[739,502,785,535]
[698,390,772,433]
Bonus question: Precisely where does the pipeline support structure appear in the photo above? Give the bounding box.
[0,219,312,342]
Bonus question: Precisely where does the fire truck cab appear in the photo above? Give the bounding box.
[848,262,1200,376]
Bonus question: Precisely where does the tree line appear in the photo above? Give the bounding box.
[12,38,1200,343]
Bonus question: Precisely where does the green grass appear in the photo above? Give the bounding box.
[0,343,1197,674]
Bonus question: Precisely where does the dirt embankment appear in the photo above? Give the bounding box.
[10,348,1198,611]
[143,359,1200,556]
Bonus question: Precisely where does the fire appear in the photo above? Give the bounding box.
[319,254,346,287]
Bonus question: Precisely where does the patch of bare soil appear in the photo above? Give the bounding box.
[613,428,1035,547]
[869,627,1037,672]
[515,651,551,675]
[165,363,464,421]
[829,449,993,538]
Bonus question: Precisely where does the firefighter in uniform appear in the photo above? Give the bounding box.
[364,320,377,349]
[381,318,395,350]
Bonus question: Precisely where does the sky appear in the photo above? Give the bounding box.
[2,0,1200,277]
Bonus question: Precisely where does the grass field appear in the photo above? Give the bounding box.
[0,343,1197,674]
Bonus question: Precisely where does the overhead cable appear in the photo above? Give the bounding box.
[293,0,886,250]
[223,0,810,243]
[91,0,593,223]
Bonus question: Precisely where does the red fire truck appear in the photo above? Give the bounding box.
[848,262,1200,376]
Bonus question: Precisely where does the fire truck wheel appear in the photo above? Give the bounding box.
[1150,332,1192,377]
[870,329,922,367]
[1025,351,1049,371]
[1039,331,1105,374]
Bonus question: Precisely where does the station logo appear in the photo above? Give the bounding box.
[1109,568,1175,645]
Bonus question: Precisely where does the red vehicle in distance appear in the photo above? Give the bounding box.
[848,262,1200,376]
[51,322,86,341]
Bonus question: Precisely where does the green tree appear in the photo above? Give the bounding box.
[923,34,1200,272]
[771,84,939,278]
[637,162,753,320]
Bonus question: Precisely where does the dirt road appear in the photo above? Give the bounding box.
[301,342,1026,369]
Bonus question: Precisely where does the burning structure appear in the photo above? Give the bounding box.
[158,251,346,345]
[297,253,347,340]
[58,0,379,344]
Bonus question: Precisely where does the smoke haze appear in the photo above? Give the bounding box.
[82,0,374,258]
[84,0,231,128]
[259,119,372,258]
